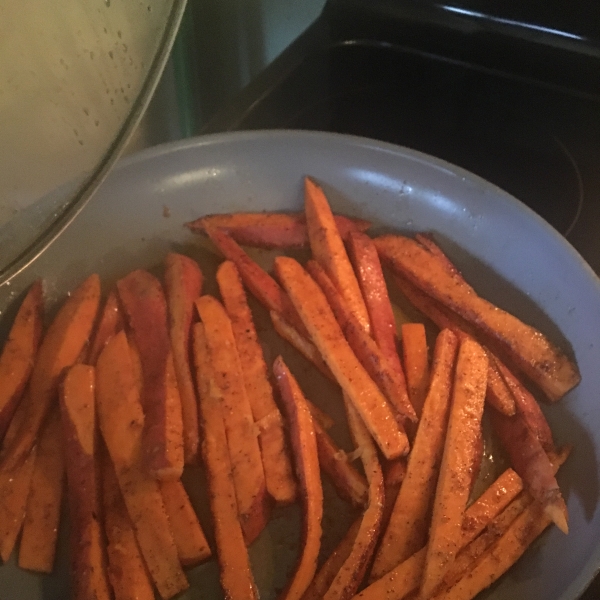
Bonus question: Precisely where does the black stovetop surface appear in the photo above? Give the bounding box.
[201,3,600,597]
[202,0,600,276]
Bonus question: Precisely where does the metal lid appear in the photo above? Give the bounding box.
[0,0,186,285]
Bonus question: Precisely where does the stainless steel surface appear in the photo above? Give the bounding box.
[0,0,186,285]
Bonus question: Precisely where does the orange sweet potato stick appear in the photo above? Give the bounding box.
[96,331,188,600]
[431,448,570,600]
[304,178,371,333]
[429,448,571,600]
[354,462,534,600]
[58,365,111,598]
[393,274,516,417]
[274,356,323,600]
[490,407,568,533]
[102,454,155,600]
[0,448,37,562]
[159,479,211,567]
[380,458,407,536]
[401,322,430,420]
[420,338,488,598]
[18,408,65,574]
[275,257,407,460]
[206,227,309,336]
[370,329,458,581]
[306,401,336,431]
[0,280,43,443]
[436,502,550,600]
[195,295,269,544]
[493,356,555,452]
[217,260,297,505]
[187,211,371,249]
[313,419,368,508]
[164,252,204,464]
[346,231,404,374]
[376,234,580,401]
[86,290,124,366]
[307,260,416,424]
[270,310,335,381]
[0,273,100,472]
[321,399,384,600]
[193,323,259,600]
[302,517,363,600]
[0,393,37,561]
[117,269,184,481]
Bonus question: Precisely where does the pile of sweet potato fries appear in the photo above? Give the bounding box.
[0,177,579,600]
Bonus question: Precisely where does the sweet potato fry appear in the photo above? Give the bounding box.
[0,447,37,562]
[322,399,384,600]
[206,227,308,335]
[493,356,555,452]
[96,331,188,600]
[159,479,211,566]
[274,356,323,600]
[420,338,488,598]
[461,468,523,539]
[195,295,269,544]
[431,495,534,599]
[307,260,416,424]
[193,323,258,600]
[354,465,530,600]
[57,365,111,598]
[414,233,461,278]
[117,269,184,481]
[0,273,100,472]
[380,458,407,535]
[304,178,371,333]
[18,408,65,574]
[102,455,155,600]
[376,234,580,401]
[164,252,204,464]
[437,502,552,600]
[0,395,37,562]
[270,310,334,381]
[347,232,403,373]
[86,290,124,366]
[371,329,458,581]
[354,547,427,600]
[491,407,568,533]
[314,419,368,508]
[0,280,43,443]
[306,401,336,431]
[187,211,371,248]
[484,359,517,417]
[401,322,430,420]
[429,448,571,599]
[275,257,407,460]
[217,260,296,505]
[393,274,516,416]
[302,518,363,600]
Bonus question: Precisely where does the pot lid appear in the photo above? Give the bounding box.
[0,0,186,285]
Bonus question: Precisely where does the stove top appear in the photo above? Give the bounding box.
[202,1,600,276]
[200,7,600,594]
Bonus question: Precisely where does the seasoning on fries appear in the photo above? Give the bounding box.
[0,176,579,600]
